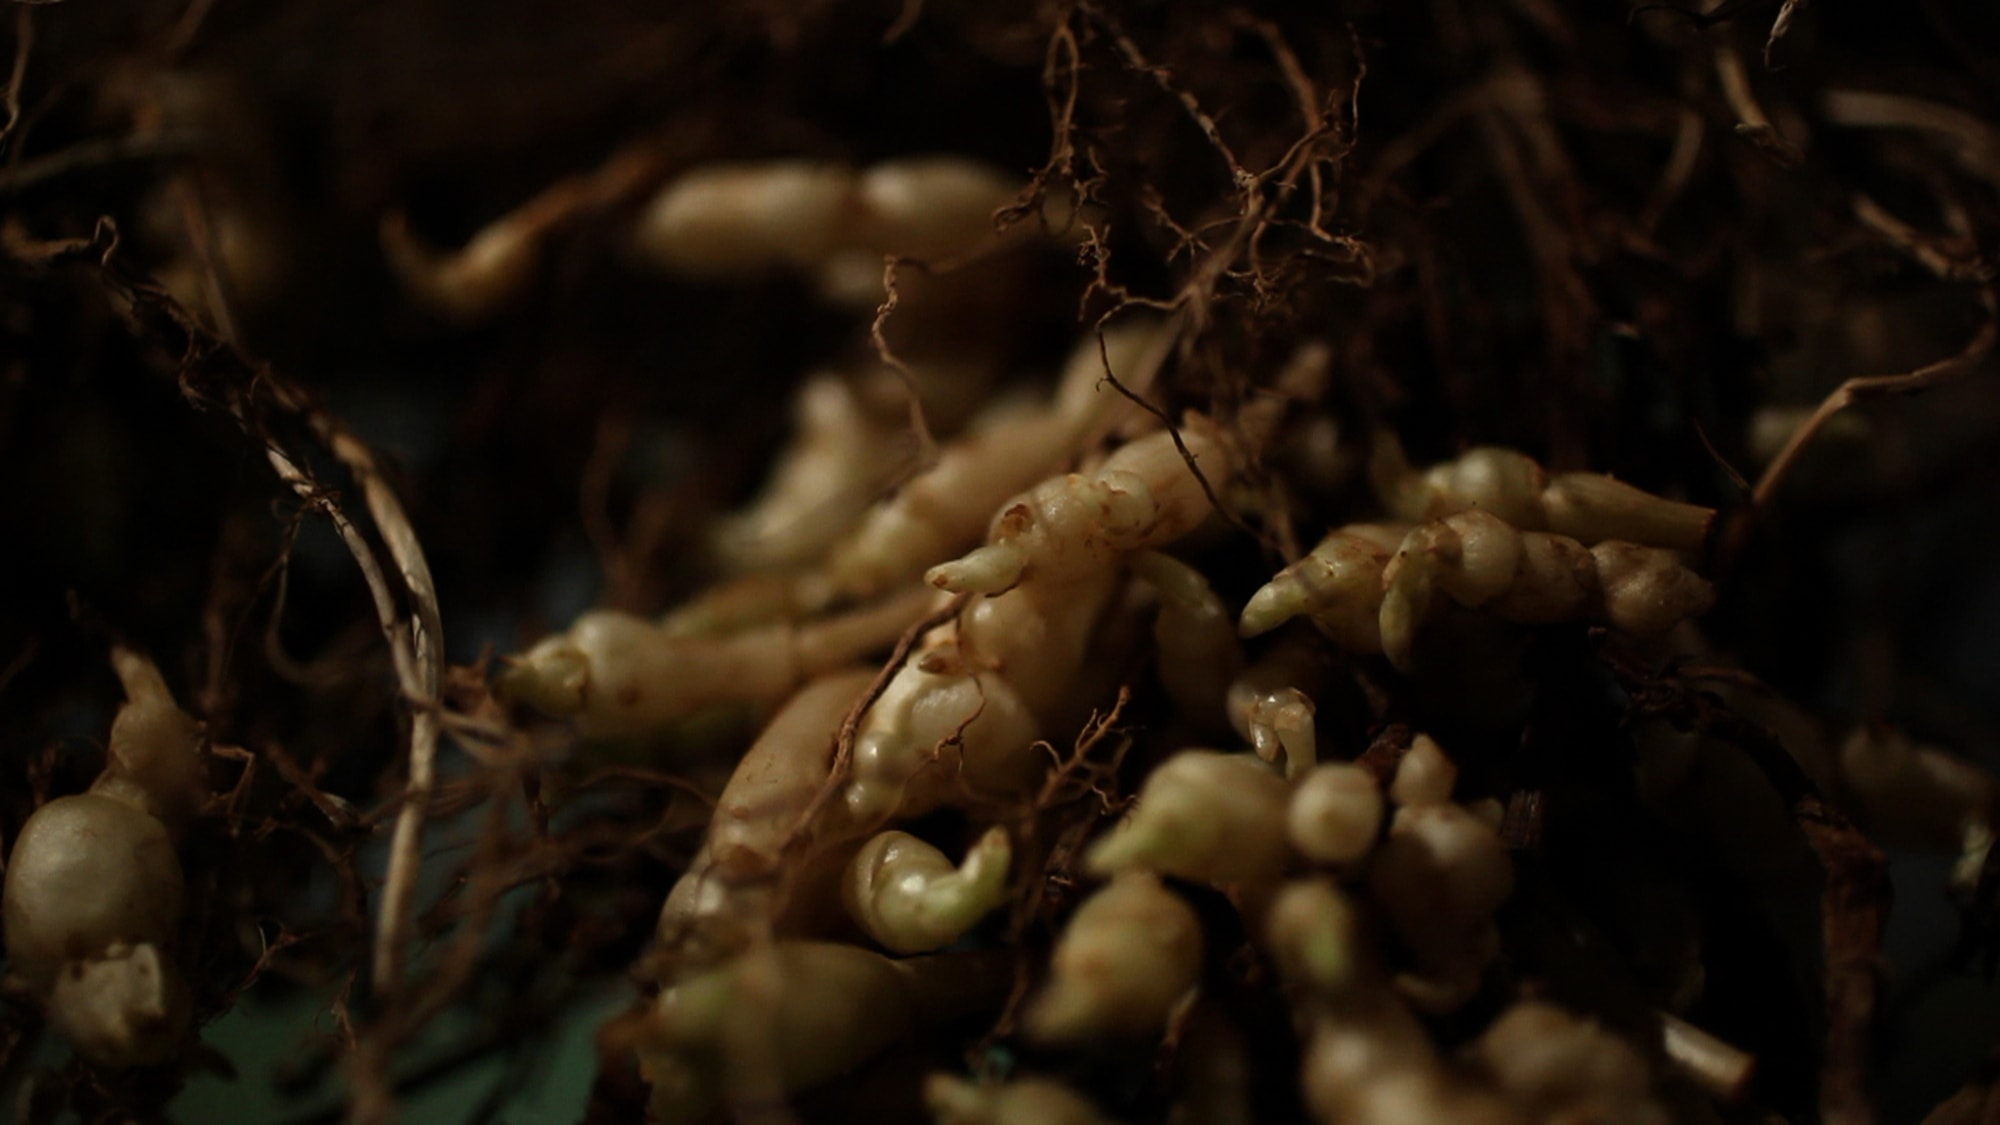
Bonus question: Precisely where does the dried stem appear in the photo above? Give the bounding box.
[1714,41,1802,167]
[1743,316,1996,523]
[1,6,31,152]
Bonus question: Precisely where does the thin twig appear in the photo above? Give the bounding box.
[1823,88,2000,188]
[1,6,31,152]
[869,257,941,474]
[1764,0,1809,67]
[1081,0,1252,191]
[1745,317,1996,515]
[1714,42,1802,167]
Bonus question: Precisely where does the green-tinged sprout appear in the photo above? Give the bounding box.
[926,1074,1117,1125]
[1289,764,1385,866]
[929,414,1236,599]
[1084,751,1289,888]
[1025,872,1202,1044]
[845,828,1013,955]
[1266,880,1364,992]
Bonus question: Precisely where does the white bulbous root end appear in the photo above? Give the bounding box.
[49,943,190,1068]
[496,637,591,719]
[1288,764,1385,866]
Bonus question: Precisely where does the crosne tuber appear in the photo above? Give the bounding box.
[3,648,204,1067]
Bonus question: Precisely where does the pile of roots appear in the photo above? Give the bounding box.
[1,1,1998,1122]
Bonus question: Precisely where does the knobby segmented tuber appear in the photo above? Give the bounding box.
[635,156,1030,291]
[3,648,204,1067]
[432,160,1874,1121]
[842,407,1258,823]
[1372,435,1715,553]
[501,586,932,739]
[1243,509,1715,672]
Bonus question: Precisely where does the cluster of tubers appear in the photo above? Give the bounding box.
[12,144,1992,1125]
[476,156,1800,1122]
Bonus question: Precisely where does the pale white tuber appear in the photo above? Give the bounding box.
[843,827,1012,954]
[3,648,203,1067]
[1288,764,1385,867]
[502,587,932,739]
